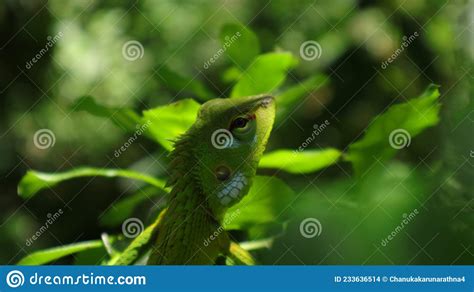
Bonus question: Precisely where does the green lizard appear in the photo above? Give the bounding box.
[113,94,275,265]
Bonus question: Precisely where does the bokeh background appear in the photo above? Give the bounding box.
[0,0,472,265]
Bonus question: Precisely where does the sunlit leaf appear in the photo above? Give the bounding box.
[72,96,143,133]
[18,168,166,199]
[18,240,104,265]
[220,23,260,69]
[346,84,441,175]
[239,238,274,251]
[231,52,298,97]
[224,176,294,230]
[143,99,200,151]
[246,223,287,241]
[226,242,256,265]
[259,148,341,174]
[222,67,242,83]
[107,215,162,265]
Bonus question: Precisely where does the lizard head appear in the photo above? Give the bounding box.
[187,94,275,217]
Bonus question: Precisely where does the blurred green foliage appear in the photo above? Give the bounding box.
[0,0,472,265]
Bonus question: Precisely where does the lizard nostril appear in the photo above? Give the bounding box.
[260,96,274,108]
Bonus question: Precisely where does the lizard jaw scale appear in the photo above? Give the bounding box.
[217,171,247,205]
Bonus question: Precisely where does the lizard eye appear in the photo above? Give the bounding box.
[215,165,231,181]
[230,116,252,134]
[231,117,248,129]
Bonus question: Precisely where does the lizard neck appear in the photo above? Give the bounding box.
[148,134,229,264]
[166,132,217,220]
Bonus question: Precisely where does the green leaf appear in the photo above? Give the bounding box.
[18,240,104,265]
[157,66,215,102]
[346,84,441,175]
[108,218,161,265]
[18,168,166,199]
[276,74,330,122]
[222,67,242,83]
[239,238,274,251]
[224,176,294,230]
[259,148,342,174]
[219,23,260,69]
[226,242,256,265]
[292,161,431,264]
[246,223,286,240]
[100,185,168,227]
[143,99,200,151]
[72,96,143,133]
[73,248,109,265]
[231,52,298,97]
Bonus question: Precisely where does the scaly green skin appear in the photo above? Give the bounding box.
[147,95,275,265]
